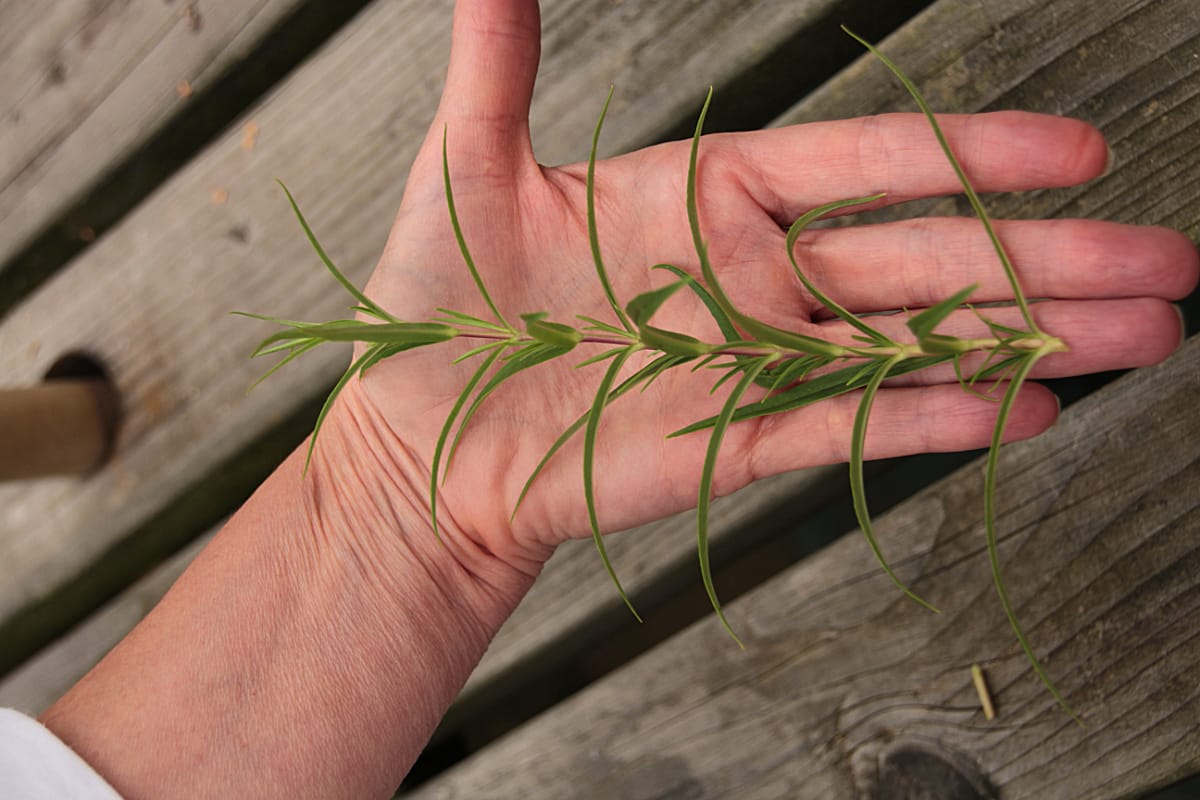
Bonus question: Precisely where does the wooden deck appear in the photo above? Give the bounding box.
[1,0,1197,797]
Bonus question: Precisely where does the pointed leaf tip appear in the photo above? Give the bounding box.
[907,284,979,339]
[625,280,689,326]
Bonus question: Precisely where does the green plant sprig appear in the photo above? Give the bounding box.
[243,32,1078,720]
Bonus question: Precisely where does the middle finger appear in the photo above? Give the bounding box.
[781,217,1196,314]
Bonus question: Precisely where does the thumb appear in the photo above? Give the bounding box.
[437,0,541,168]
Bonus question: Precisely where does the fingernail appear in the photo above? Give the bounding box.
[1173,303,1188,351]
[1046,391,1063,432]
[1101,143,1117,178]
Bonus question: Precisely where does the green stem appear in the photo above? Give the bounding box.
[446,327,1049,362]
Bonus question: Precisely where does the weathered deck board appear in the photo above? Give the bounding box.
[459,468,840,702]
[0,0,892,680]
[0,0,303,277]
[778,0,1200,245]
[407,306,1200,800]
[407,0,1200,795]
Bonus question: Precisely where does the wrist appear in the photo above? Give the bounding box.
[300,378,538,635]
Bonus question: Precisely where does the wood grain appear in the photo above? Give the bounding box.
[407,297,1200,800]
[408,0,1200,795]
[0,0,302,274]
[777,0,1200,243]
[0,0,860,676]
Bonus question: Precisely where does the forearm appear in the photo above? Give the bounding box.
[40,383,536,799]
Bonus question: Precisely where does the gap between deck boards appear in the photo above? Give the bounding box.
[0,0,376,321]
[401,450,978,790]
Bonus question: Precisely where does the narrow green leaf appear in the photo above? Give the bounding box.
[588,86,633,332]
[638,325,713,357]
[512,352,678,520]
[434,307,512,333]
[304,347,377,472]
[952,354,974,393]
[845,358,883,387]
[953,353,1003,402]
[671,356,951,436]
[984,353,1082,723]
[651,263,741,344]
[709,361,750,395]
[430,344,506,539]
[976,355,1024,390]
[974,311,1027,339]
[584,349,642,620]
[445,342,572,478]
[844,27,1039,334]
[522,313,584,347]
[969,345,1006,386]
[251,336,315,359]
[352,305,393,322]
[973,353,1024,384]
[907,284,979,339]
[918,333,975,355]
[577,315,631,337]
[453,340,512,364]
[252,320,457,352]
[308,321,459,345]
[575,345,628,369]
[253,339,313,359]
[234,309,310,328]
[690,353,726,373]
[247,324,335,354]
[277,182,397,323]
[357,341,422,376]
[626,281,689,327]
[686,89,736,325]
[766,355,827,393]
[697,358,770,647]
[785,195,891,345]
[443,127,512,331]
[249,339,322,388]
[684,90,846,360]
[744,317,848,358]
[258,326,338,350]
[850,355,940,612]
[639,353,688,391]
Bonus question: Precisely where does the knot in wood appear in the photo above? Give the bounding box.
[861,741,995,800]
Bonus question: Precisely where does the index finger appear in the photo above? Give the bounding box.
[706,112,1109,225]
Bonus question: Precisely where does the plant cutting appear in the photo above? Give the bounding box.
[243,29,1082,721]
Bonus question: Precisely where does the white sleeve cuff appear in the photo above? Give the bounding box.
[0,708,124,799]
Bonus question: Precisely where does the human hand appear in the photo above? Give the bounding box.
[343,0,1197,578]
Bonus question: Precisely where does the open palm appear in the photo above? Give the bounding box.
[347,0,1195,571]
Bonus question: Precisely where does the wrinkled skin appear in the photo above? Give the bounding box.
[351,0,1198,574]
